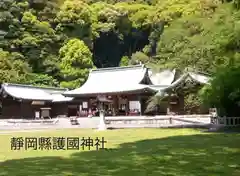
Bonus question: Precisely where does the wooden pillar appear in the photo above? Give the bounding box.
[113,95,118,116]
[20,99,23,118]
[0,91,2,117]
[138,96,142,116]
[125,97,129,116]
[167,91,171,115]
[178,93,185,115]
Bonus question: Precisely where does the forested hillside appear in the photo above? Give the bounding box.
[0,0,240,89]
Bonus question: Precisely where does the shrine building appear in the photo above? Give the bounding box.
[0,64,210,119]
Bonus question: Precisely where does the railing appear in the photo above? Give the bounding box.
[215,117,240,126]
[105,115,211,128]
[105,115,240,127]
[6,119,58,125]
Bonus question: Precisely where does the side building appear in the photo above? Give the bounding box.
[0,83,73,119]
[148,68,210,115]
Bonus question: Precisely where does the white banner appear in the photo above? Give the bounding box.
[82,102,88,109]
[129,101,140,110]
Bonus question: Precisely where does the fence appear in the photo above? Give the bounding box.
[2,115,240,129]
[105,115,211,128]
[214,117,240,126]
[105,115,240,128]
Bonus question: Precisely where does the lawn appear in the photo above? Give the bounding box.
[0,128,239,176]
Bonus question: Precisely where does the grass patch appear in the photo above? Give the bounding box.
[0,128,239,176]
[217,126,240,133]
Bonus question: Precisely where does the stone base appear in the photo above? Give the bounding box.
[98,110,107,131]
[97,125,107,131]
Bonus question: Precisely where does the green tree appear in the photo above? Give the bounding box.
[0,49,30,83]
[55,0,92,42]
[120,56,129,66]
[130,51,149,65]
[200,64,240,117]
[59,38,94,89]
[26,73,59,87]
[0,0,239,92]
[0,0,62,85]
[155,3,240,73]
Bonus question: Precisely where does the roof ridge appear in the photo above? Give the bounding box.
[91,64,145,72]
[2,83,68,91]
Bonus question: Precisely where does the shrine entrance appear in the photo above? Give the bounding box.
[68,105,78,117]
